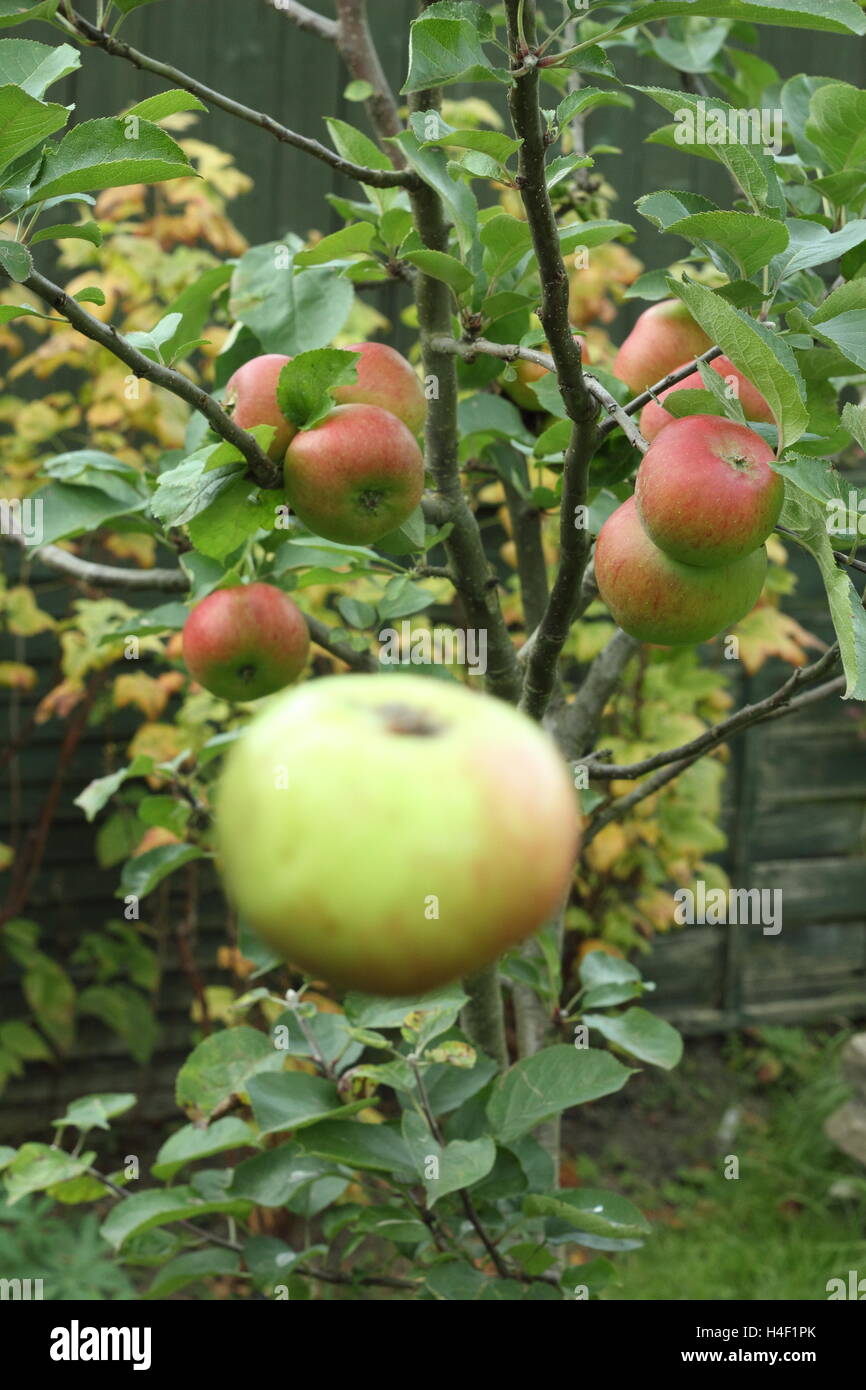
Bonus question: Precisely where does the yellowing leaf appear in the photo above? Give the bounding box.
[3,586,56,636]
[0,661,37,691]
[585,822,629,875]
[114,672,171,721]
[734,605,824,674]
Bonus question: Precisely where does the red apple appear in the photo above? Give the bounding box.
[594,496,767,646]
[635,414,783,567]
[639,356,774,442]
[224,354,295,461]
[613,300,713,394]
[284,403,425,545]
[183,583,309,701]
[331,342,427,435]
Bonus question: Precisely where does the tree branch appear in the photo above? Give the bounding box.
[15,267,280,489]
[63,7,416,190]
[2,532,378,673]
[504,0,600,723]
[263,0,337,41]
[335,0,407,161]
[598,345,725,438]
[430,335,646,451]
[557,629,640,757]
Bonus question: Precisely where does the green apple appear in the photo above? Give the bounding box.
[215,673,580,994]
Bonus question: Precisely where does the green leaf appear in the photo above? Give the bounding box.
[74,754,153,821]
[0,83,67,176]
[402,7,507,94]
[246,1071,365,1135]
[152,1117,258,1180]
[22,956,74,1051]
[665,211,788,279]
[100,1188,249,1250]
[0,1,61,29]
[377,574,436,622]
[559,219,634,255]
[427,1138,496,1207]
[53,1093,136,1131]
[276,347,360,429]
[175,1025,285,1117]
[229,1147,338,1207]
[420,125,521,164]
[487,1046,634,1144]
[583,1008,683,1069]
[403,248,474,296]
[187,477,278,562]
[669,279,808,448]
[0,39,79,98]
[556,87,633,126]
[25,478,145,545]
[77,985,158,1065]
[0,1019,50,1061]
[774,218,866,280]
[230,243,354,355]
[24,117,193,205]
[125,89,207,123]
[3,1143,94,1204]
[294,222,376,266]
[390,128,478,258]
[634,86,775,209]
[145,1248,240,1299]
[776,475,866,700]
[294,1119,413,1173]
[804,81,866,173]
[524,1188,651,1240]
[0,235,30,280]
[118,843,204,900]
[30,219,102,246]
[137,795,191,837]
[636,188,718,231]
[614,1,865,36]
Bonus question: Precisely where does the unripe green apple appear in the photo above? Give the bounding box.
[215,673,581,994]
[613,300,712,394]
[225,354,294,461]
[635,414,783,567]
[331,342,427,435]
[183,583,309,701]
[639,356,774,443]
[284,403,425,545]
[594,496,767,646]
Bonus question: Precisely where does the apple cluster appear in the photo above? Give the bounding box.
[596,303,784,645]
[181,342,428,703]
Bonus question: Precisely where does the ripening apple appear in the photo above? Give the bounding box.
[284,403,425,545]
[331,341,427,435]
[612,300,713,394]
[224,354,294,461]
[215,672,581,995]
[182,583,309,701]
[594,496,767,646]
[639,356,774,442]
[635,415,783,567]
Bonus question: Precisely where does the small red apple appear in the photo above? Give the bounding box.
[331,341,427,435]
[182,583,309,701]
[284,403,425,545]
[224,354,295,461]
[594,496,767,646]
[635,414,783,567]
[639,356,774,443]
[613,300,713,394]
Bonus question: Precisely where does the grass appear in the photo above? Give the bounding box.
[569,1026,866,1301]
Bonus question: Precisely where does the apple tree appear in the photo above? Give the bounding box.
[2,0,866,1299]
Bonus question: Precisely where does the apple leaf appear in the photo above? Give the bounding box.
[401,6,508,95]
[125,89,207,123]
[0,236,31,281]
[583,1009,683,1070]
[295,1119,414,1174]
[3,1143,95,1205]
[151,1117,258,1182]
[230,244,354,355]
[776,476,866,699]
[100,1188,250,1251]
[486,1046,634,1145]
[524,1188,651,1240]
[667,278,808,449]
[118,843,205,900]
[175,1025,284,1117]
[665,211,789,279]
[556,87,633,126]
[23,117,193,204]
[276,348,360,430]
[229,1148,339,1208]
[52,1093,136,1132]
[0,39,79,97]
[246,1071,367,1136]
[0,85,68,177]
[145,1248,241,1300]
[616,1,864,36]
[74,755,154,822]
[636,189,718,231]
